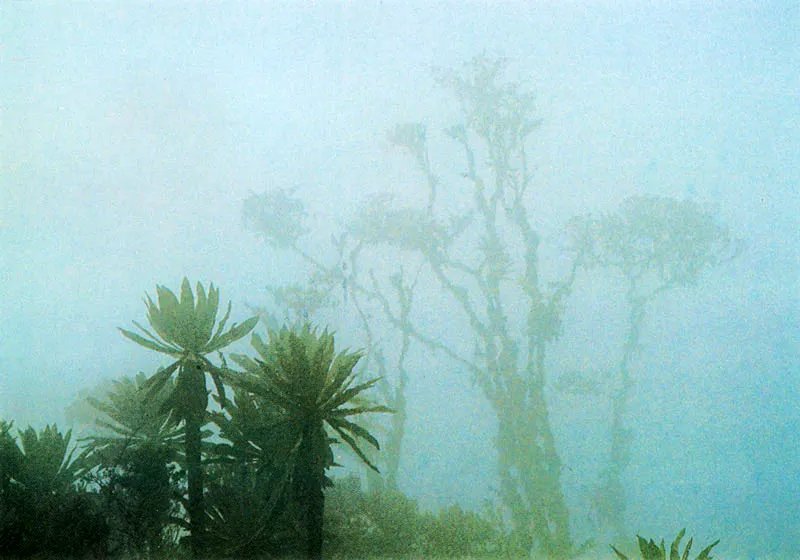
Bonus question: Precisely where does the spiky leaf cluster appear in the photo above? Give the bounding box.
[119,278,258,416]
[120,278,258,358]
[231,324,391,474]
[611,529,719,560]
[13,425,79,495]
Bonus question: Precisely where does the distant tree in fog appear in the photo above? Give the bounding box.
[245,56,589,558]
[571,195,739,540]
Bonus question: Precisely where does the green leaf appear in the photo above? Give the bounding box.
[144,294,173,343]
[195,282,217,345]
[330,423,379,473]
[250,332,270,361]
[208,301,233,348]
[179,277,195,316]
[325,377,381,412]
[156,284,180,317]
[229,352,260,373]
[329,404,394,417]
[670,529,686,560]
[681,538,693,560]
[696,540,719,560]
[131,320,181,352]
[207,316,259,353]
[142,361,180,403]
[207,364,228,409]
[328,416,380,450]
[318,351,362,406]
[119,327,179,356]
[638,536,664,560]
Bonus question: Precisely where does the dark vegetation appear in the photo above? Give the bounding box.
[2,58,733,559]
[1,279,515,559]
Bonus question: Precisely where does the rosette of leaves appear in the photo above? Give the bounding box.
[78,373,182,464]
[611,528,719,560]
[15,425,80,496]
[119,279,258,410]
[0,424,107,557]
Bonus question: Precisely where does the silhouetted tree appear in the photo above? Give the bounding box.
[119,278,258,556]
[342,57,586,558]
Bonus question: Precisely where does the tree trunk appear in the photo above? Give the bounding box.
[184,365,208,558]
[599,295,644,541]
[298,423,325,560]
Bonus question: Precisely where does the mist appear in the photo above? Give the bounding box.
[1,3,798,558]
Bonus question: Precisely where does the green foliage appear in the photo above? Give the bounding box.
[0,420,22,491]
[76,374,183,556]
[230,323,391,559]
[79,372,182,464]
[204,462,299,558]
[92,442,181,557]
[420,503,501,558]
[15,424,79,495]
[325,475,422,558]
[611,529,720,560]
[120,278,258,555]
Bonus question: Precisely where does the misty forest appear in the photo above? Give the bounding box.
[1,4,798,560]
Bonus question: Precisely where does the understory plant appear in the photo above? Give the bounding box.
[0,422,108,557]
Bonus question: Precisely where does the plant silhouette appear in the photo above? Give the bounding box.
[232,324,390,559]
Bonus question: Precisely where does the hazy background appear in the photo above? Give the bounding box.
[1,2,798,557]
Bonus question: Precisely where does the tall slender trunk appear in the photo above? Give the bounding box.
[599,295,644,541]
[185,413,205,556]
[299,423,325,560]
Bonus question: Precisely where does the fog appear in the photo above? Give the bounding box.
[1,3,798,558]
